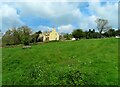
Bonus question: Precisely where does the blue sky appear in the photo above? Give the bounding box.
[0,0,119,33]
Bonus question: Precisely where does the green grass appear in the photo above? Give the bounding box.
[2,38,118,85]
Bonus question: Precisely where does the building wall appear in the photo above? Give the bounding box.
[42,28,59,42]
[43,35,47,42]
[49,29,59,41]
[43,34,49,42]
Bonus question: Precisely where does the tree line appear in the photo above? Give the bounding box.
[64,28,120,40]
[63,18,120,40]
[2,26,42,46]
[2,18,120,46]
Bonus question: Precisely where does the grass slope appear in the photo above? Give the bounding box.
[2,38,118,85]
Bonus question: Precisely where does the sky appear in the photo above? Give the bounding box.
[0,0,119,34]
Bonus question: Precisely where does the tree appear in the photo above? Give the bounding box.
[35,30,42,42]
[72,29,84,40]
[63,33,72,40]
[104,29,116,37]
[3,26,32,46]
[84,29,100,39]
[2,28,20,45]
[30,30,42,43]
[115,29,120,36]
[35,30,42,34]
[2,30,13,45]
[17,26,32,45]
[95,18,111,37]
[12,28,21,45]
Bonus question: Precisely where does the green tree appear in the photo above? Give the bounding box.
[17,26,32,45]
[35,30,42,34]
[72,29,84,40]
[30,30,42,43]
[35,30,42,42]
[115,29,120,36]
[3,26,33,46]
[2,30,13,45]
[63,33,72,40]
[104,29,116,37]
[12,28,21,45]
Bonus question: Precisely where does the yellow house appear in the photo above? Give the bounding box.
[39,28,59,42]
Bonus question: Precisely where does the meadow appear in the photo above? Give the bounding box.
[2,38,118,85]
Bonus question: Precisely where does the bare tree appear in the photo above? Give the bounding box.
[95,18,111,37]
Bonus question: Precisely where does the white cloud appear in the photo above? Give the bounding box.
[0,1,118,33]
[37,25,53,32]
[1,0,118,3]
[57,24,75,33]
[37,24,75,34]
[78,15,97,31]
[76,2,118,31]
[14,2,81,26]
[16,2,87,28]
[0,0,98,3]
[1,4,24,32]
[14,2,78,17]
[1,2,82,33]
[88,2,118,29]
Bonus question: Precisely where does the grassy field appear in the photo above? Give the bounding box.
[2,38,118,85]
